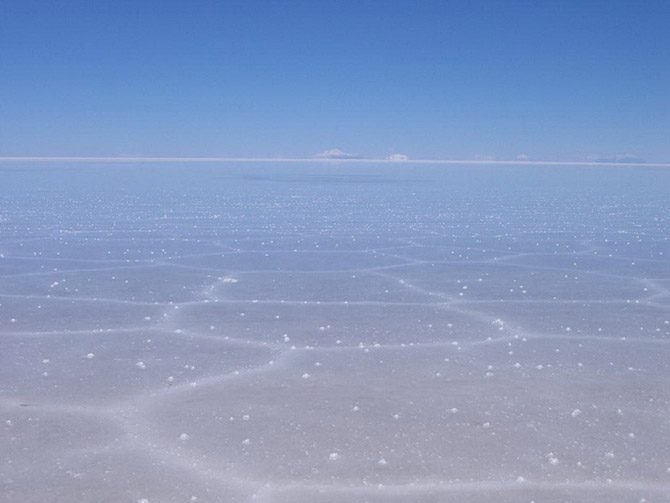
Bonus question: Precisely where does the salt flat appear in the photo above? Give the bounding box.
[1,163,669,502]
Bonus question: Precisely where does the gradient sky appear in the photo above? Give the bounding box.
[1,0,669,161]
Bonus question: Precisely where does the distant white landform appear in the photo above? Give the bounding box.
[313,148,363,160]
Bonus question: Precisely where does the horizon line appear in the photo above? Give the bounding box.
[1,156,669,168]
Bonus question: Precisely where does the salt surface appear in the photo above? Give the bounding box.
[1,163,669,502]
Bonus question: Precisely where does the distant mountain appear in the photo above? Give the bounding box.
[313,148,363,160]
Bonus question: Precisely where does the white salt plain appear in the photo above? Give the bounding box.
[1,163,669,502]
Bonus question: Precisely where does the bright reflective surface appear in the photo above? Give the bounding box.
[1,163,669,502]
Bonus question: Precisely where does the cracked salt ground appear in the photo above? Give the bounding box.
[170,302,504,348]
[0,331,274,403]
[164,249,408,273]
[201,270,438,303]
[383,262,657,302]
[145,346,670,484]
[1,163,670,502]
[0,265,224,304]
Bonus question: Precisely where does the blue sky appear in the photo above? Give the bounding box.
[1,0,669,161]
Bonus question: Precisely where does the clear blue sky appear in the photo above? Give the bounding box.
[1,0,668,161]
